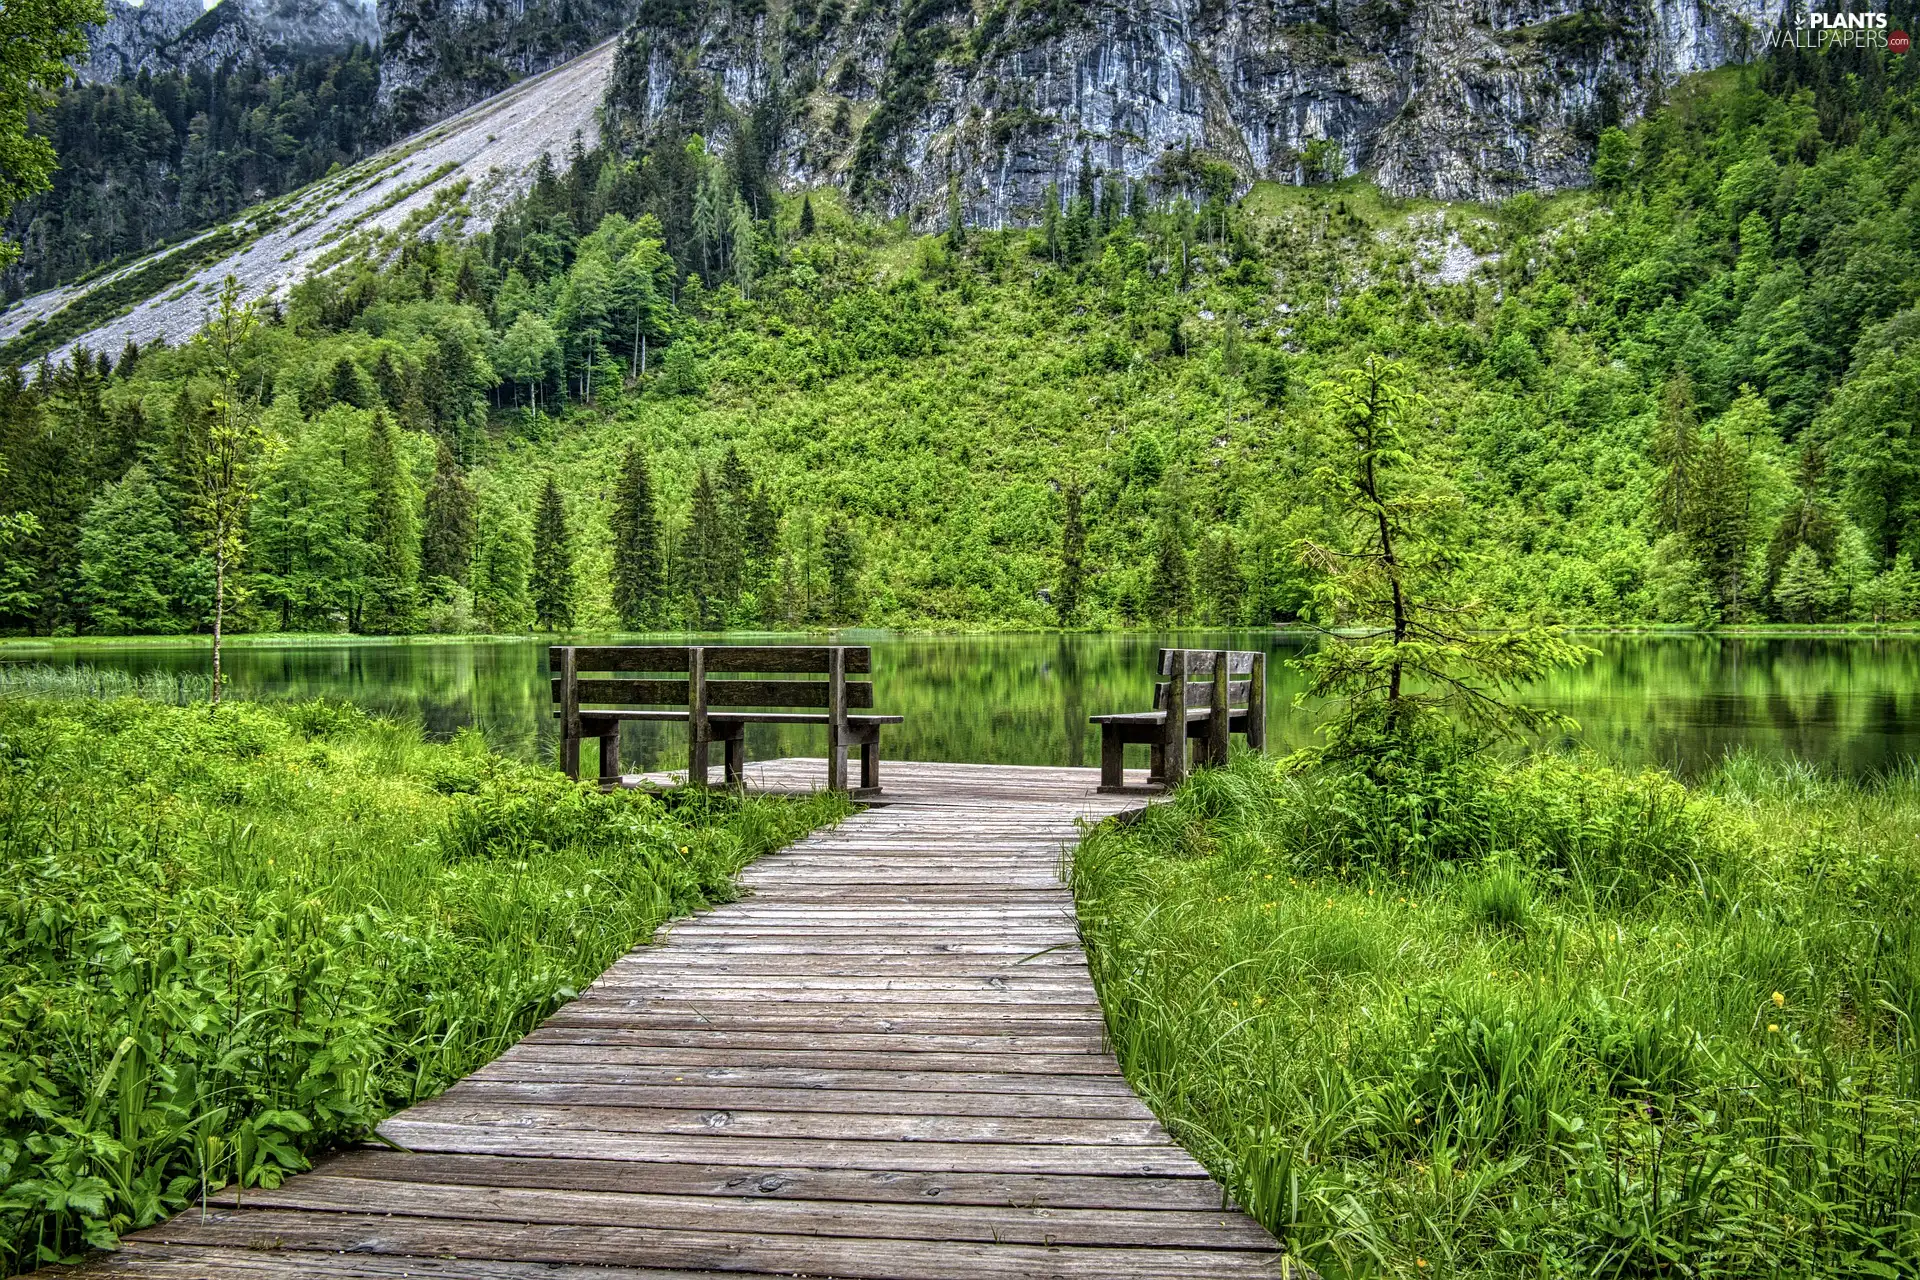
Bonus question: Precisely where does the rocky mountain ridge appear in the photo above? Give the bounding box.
[82,0,380,80]
[612,0,1789,224]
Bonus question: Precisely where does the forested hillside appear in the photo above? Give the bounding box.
[1,36,1916,637]
[3,46,381,299]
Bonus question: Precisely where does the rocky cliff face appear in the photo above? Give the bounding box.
[610,0,1786,226]
[375,0,636,130]
[82,0,379,80]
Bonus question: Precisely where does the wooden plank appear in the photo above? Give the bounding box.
[310,1150,1226,1210]
[392,1101,1169,1147]
[440,1081,1154,1120]
[1158,649,1258,676]
[136,1210,1287,1278]
[211,1176,1278,1249]
[63,1242,789,1279]
[371,1123,1214,1176]
[556,678,879,710]
[550,646,873,675]
[460,1064,1142,1098]
[502,1045,1121,1075]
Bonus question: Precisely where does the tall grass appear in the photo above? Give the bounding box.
[0,693,849,1272]
[1072,749,1920,1278]
[0,662,213,705]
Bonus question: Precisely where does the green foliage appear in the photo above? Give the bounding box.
[0,691,848,1270]
[530,476,574,630]
[0,0,104,270]
[1072,749,1920,1278]
[2,49,379,295]
[1296,357,1590,753]
[7,40,1920,637]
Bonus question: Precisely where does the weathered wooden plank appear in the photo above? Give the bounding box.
[463,1063,1141,1097]
[1157,649,1259,677]
[374,1122,1214,1176]
[136,1210,1287,1278]
[557,678,878,709]
[310,1149,1225,1210]
[441,1080,1154,1119]
[501,1045,1122,1075]
[393,1101,1169,1147]
[551,646,873,675]
[63,1241,789,1278]
[210,1176,1277,1249]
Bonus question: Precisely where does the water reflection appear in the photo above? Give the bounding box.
[10,633,1920,778]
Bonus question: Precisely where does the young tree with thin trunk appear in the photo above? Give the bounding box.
[192,277,271,706]
[1297,356,1588,753]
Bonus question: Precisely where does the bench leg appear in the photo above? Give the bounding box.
[561,729,581,782]
[597,726,620,788]
[826,724,849,793]
[860,731,879,792]
[1148,740,1165,785]
[723,727,746,791]
[1100,727,1125,791]
[688,733,709,789]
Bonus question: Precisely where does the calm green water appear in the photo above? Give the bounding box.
[9,633,1920,778]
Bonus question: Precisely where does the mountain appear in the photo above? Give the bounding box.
[610,0,1787,225]
[82,0,380,80]
[1,40,615,367]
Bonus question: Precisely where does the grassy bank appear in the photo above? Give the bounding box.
[1072,750,1920,1278]
[0,690,849,1271]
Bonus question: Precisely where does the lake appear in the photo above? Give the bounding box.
[9,633,1920,778]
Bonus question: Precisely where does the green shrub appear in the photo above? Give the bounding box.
[0,694,847,1271]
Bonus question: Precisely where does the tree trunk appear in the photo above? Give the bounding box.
[211,540,225,708]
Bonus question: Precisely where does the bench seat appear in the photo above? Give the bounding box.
[563,711,905,727]
[1089,649,1267,793]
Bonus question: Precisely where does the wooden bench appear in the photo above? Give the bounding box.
[1088,648,1267,793]
[550,645,902,797]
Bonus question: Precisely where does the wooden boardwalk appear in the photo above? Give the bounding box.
[59,760,1292,1279]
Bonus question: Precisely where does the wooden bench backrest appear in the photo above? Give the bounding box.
[550,645,875,709]
[1153,649,1262,711]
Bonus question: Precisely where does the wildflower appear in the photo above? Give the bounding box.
[1767,1023,1779,1033]
[1771,991,1786,1008]
[1416,1259,1428,1269]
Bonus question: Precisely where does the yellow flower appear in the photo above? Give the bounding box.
[1767,1023,1779,1033]
[1771,991,1786,1008]
[1416,1259,1428,1269]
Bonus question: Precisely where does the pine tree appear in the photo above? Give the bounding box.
[610,443,662,630]
[78,464,188,633]
[1687,430,1753,622]
[1773,543,1832,622]
[1199,530,1241,625]
[472,498,535,633]
[420,443,476,588]
[329,356,369,408]
[798,193,816,237]
[822,515,860,624]
[531,476,575,630]
[1056,484,1084,626]
[684,464,725,628]
[362,409,419,633]
[1652,369,1699,537]
[1144,474,1190,623]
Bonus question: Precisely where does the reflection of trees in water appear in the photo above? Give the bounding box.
[23,634,1920,777]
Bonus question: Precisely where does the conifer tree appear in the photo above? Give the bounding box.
[822,515,860,624]
[78,464,186,633]
[1056,484,1085,626]
[1145,474,1190,623]
[420,443,475,588]
[1653,369,1698,537]
[362,410,420,633]
[1199,530,1242,624]
[610,443,662,629]
[472,500,535,633]
[684,464,725,628]
[798,193,816,237]
[531,476,575,630]
[1773,544,1831,622]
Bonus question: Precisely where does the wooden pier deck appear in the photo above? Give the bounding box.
[59,760,1292,1279]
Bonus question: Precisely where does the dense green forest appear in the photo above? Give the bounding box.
[2,46,381,299]
[2,36,1917,636]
